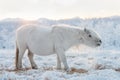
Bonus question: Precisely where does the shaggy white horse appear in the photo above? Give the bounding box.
[15,24,102,71]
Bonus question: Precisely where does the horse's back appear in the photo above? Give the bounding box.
[16,24,53,40]
[17,24,52,34]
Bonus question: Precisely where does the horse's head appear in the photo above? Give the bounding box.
[82,28,102,47]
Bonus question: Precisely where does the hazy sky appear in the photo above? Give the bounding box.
[0,0,120,20]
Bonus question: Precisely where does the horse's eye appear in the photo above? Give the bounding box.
[89,35,92,37]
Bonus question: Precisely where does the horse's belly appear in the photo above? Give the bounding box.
[31,47,54,56]
[28,37,55,55]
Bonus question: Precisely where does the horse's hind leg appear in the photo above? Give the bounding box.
[28,50,38,69]
[15,43,19,69]
[16,42,27,69]
[17,48,26,69]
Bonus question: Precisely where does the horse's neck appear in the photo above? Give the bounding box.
[60,27,84,49]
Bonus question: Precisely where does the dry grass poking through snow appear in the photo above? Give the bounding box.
[0,67,88,74]
[69,67,88,74]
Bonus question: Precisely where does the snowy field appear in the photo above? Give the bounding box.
[0,49,120,80]
[0,16,120,80]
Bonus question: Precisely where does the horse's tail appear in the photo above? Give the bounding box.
[15,41,19,69]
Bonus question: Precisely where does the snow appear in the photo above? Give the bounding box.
[0,49,120,80]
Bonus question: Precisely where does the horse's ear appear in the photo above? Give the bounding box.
[84,28,87,32]
[84,28,89,34]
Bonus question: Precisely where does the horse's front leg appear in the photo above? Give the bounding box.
[56,55,61,70]
[56,48,70,72]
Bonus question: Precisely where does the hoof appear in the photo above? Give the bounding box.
[32,66,38,69]
[56,67,62,70]
[15,68,24,71]
[16,67,22,70]
[64,68,71,73]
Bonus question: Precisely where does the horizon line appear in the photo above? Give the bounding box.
[0,15,120,21]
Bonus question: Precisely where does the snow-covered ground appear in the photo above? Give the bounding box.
[0,49,120,80]
[0,16,120,80]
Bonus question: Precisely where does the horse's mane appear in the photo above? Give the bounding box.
[52,24,84,34]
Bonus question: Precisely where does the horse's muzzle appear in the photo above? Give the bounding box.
[97,40,102,46]
[97,43,101,46]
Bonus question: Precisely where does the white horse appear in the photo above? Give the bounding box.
[15,24,102,71]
